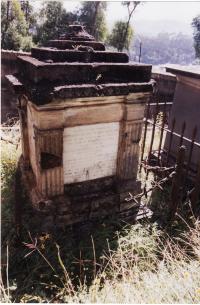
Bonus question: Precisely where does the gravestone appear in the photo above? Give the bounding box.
[6,25,153,227]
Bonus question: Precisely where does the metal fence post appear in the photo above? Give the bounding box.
[191,159,200,213]
[169,145,186,221]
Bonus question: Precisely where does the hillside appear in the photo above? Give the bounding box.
[130,32,195,65]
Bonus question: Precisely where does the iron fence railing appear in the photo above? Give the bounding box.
[138,98,200,220]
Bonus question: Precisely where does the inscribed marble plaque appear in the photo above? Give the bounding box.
[63,122,120,184]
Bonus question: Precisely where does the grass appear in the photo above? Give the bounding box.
[1,125,200,303]
[68,223,200,303]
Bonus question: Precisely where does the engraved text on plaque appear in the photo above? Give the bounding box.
[63,122,120,184]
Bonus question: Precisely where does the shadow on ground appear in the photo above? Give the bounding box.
[2,162,198,302]
[2,185,133,302]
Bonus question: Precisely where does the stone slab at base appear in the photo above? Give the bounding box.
[18,156,142,230]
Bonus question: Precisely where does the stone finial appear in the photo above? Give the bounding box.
[59,24,95,41]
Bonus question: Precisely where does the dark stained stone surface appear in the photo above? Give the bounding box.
[31,47,129,63]
[54,82,154,100]
[46,40,106,51]
[60,24,95,41]
[6,24,153,105]
[64,176,116,196]
[18,56,152,84]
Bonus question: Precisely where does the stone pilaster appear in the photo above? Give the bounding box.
[116,92,151,194]
[17,95,30,168]
[34,127,64,197]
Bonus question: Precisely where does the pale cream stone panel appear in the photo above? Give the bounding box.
[29,102,123,129]
[63,103,123,127]
[63,122,120,184]
[125,104,146,121]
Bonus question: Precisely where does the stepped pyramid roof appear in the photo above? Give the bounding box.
[6,25,153,105]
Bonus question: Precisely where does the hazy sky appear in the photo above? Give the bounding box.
[32,1,200,36]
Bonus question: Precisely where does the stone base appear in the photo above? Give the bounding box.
[17,156,143,230]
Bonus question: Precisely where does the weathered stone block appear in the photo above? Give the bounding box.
[7,25,153,228]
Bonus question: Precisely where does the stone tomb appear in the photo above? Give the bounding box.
[165,65,200,170]
[7,25,153,226]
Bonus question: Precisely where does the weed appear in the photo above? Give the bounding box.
[1,126,200,303]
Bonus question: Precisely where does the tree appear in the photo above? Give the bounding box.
[34,1,77,44]
[78,1,107,41]
[1,0,33,51]
[108,21,133,51]
[118,1,140,52]
[20,0,37,30]
[192,15,200,59]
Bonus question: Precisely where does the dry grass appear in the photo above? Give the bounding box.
[62,222,200,304]
[1,125,21,303]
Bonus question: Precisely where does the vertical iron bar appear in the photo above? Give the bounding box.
[191,158,200,213]
[169,145,186,221]
[15,165,22,238]
[166,118,176,166]
[179,121,186,147]
[185,126,197,177]
[139,41,142,62]
[140,97,151,171]
[145,98,159,180]
[157,99,167,165]
[148,98,159,163]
